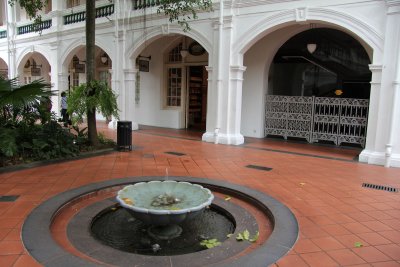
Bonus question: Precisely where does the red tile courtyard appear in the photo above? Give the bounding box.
[0,123,400,267]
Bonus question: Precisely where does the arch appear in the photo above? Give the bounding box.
[0,56,8,78]
[60,37,113,72]
[0,54,8,66]
[235,8,383,60]
[16,45,51,69]
[126,25,212,69]
[0,56,7,67]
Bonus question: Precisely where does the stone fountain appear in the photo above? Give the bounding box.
[116,180,214,240]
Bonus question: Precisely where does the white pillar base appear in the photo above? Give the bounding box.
[108,119,139,130]
[202,132,244,145]
[359,150,400,167]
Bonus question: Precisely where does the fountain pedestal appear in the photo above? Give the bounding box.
[116,181,214,240]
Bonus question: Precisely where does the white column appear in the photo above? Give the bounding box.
[49,41,62,116]
[202,19,220,143]
[50,0,63,31]
[124,68,139,130]
[360,1,400,167]
[359,64,383,164]
[226,65,246,144]
[108,69,120,129]
[56,73,69,116]
[6,3,16,78]
[202,3,244,145]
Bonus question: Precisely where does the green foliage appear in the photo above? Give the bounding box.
[158,0,213,31]
[0,77,53,125]
[98,132,116,146]
[200,239,221,249]
[0,121,79,166]
[71,125,89,148]
[8,0,47,32]
[236,230,259,243]
[0,77,52,108]
[17,122,79,160]
[67,80,119,125]
[0,128,18,157]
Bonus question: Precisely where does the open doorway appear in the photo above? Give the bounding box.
[186,66,207,130]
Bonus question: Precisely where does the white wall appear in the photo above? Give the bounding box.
[241,26,300,138]
[133,38,182,128]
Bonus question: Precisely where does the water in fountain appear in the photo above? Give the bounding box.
[90,180,235,255]
[91,204,234,255]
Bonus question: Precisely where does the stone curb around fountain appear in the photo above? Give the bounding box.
[22,176,299,267]
[67,196,256,266]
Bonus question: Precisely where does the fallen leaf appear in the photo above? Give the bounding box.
[243,230,250,240]
[249,231,259,242]
[299,182,306,186]
[200,239,221,249]
[224,196,232,201]
[236,233,244,241]
[122,197,134,205]
[354,242,363,248]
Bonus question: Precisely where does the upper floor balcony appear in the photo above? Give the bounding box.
[0,0,166,41]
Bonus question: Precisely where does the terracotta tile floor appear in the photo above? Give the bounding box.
[1,122,400,267]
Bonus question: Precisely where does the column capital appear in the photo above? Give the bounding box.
[123,68,138,81]
[369,64,383,72]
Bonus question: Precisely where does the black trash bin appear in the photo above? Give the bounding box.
[117,121,132,151]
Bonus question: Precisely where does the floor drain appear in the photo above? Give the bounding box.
[0,195,19,202]
[165,151,186,156]
[246,164,273,171]
[362,183,398,193]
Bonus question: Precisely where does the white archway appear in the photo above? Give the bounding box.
[235,8,382,60]
[239,8,380,151]
[126,25,212,69]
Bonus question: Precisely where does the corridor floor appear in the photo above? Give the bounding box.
[0,124,399,267]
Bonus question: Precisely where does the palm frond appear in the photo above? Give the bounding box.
[0,77,53,108]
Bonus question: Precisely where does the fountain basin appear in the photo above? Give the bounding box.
[116,181,214,225]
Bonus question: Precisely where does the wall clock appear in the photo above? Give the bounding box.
[189,42,205,56]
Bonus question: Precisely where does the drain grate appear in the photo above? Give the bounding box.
[0,195,19,202]
[246,164,273,171]
[165,151,186,156]
[362,183,398,193]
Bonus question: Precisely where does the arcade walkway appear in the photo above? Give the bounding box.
[0,123,399,266]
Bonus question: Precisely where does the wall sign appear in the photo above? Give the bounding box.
[31,67,41,76]
[75,63,85,73]
[138,60,149,72]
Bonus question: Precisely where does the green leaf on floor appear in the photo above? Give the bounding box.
[354,241,363,248]
[227,233,233,238]
[249,231,259,242]
[236,230,250,241]
[236,230,259,242]
[200,239,221,249]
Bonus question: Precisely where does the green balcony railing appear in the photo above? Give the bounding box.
[133,0,160,10]
[64,4,114,25]
[17,19,52,35]
[0,30,6,39]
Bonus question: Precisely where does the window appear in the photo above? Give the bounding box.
[67,0,80,8]
[99,71,109,86]
[72,72,79,87]
[168,43,182,63]
[167,68,182,107]
[24,76,32,84]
